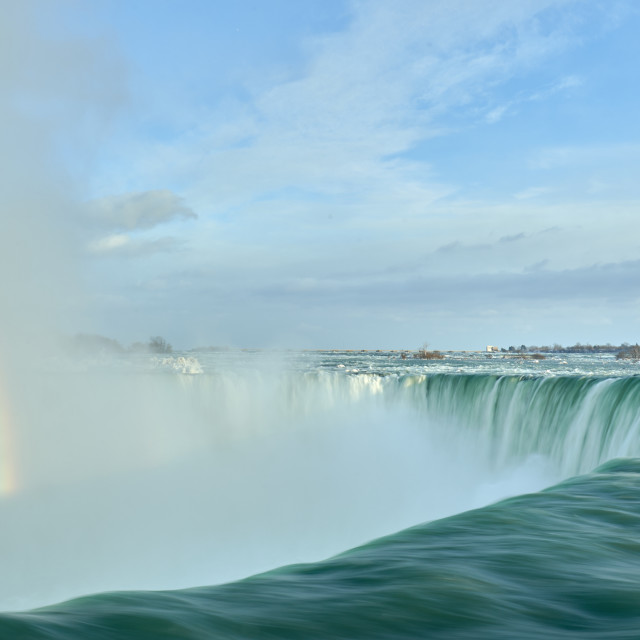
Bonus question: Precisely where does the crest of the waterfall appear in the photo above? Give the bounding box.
[391,374,640,476]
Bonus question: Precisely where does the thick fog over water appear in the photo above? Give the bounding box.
[3,347,639,610]
[1,350,566,611]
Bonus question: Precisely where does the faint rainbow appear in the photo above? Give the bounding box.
[0,370,19,496]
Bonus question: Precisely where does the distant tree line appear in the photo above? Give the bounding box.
[67,333,173,355]
[500,343,632,354]
[495,342,640,361]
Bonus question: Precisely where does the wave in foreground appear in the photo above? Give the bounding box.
[2,458,640,639]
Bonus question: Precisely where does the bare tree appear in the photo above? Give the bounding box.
[148,336,173,354]
[414,343,444,360]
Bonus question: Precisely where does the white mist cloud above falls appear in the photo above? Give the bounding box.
[0,2,126,357]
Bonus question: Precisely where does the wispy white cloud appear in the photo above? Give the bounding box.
[530,143,640,170]
[88,233,181,257]
[89,233,130,253]
[485,75,583,123]
[123,0,582,224]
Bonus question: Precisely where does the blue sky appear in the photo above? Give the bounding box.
[4,0,640,350]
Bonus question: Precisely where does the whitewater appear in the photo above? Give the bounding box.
[2,350,640,638]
